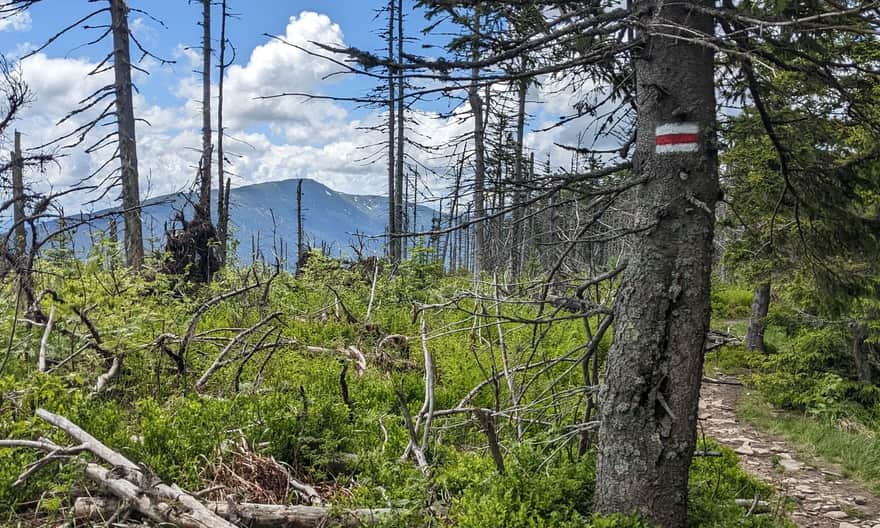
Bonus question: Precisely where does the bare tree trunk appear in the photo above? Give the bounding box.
[297,178,304,271]
[594,0,718,523]
[745,282,771,353]
[11,130,32,306]
[852,324,872,384]
[444,152,464,271]
[12,130,25,259]
[395,0,406,263]
[216,0,229,263]
[110,0,144,268]
[511,79,527,279]
[199,0,212,221]
[469,9,486,278]
[412,170,418,251]
[386,0,398,264]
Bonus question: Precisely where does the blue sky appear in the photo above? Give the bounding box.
[0,1,597,211]
[0,1,405,116]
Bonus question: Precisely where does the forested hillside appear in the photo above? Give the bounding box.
[0,1,878,527]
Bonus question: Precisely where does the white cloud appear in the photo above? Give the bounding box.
[0,11,32,33]
[4,9,598,217]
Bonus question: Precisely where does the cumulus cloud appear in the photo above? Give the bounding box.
[6,9,594,215]
[0,11,32,32]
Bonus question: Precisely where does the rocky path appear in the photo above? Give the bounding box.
[700,375,880,528]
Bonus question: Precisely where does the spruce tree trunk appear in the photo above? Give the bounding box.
[110,0,144,268]
[386,0,398,263]
[12,130,25,260]
[852,324,872,385]
[511,78,527,279]
[469,9,486,277]
[594,0,718,523]
[745,282,771,353]
[395,0,405,262]
[216,0,229,263]
[199,0,212,220]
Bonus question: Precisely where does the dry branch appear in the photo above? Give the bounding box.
[37,302,55,372]
[32,408,237,528]
[195,312,281,390]
[74,496,394,527]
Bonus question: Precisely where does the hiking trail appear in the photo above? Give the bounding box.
[700,375,880,528]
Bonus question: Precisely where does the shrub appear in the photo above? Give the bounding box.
[711,287,754,319]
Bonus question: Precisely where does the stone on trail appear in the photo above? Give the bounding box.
[825,510,848,519]
[735,442,755,455]
[778,457,803,472]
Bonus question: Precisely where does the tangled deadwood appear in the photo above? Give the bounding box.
[0,409,394,528]
[163,209,220,283]
[202,435,323,506]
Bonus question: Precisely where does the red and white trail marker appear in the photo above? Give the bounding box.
[655,123,699,154]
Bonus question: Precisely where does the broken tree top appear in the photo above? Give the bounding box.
[655,123,699,154]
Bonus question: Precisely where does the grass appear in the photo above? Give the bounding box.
[737,391,880,494]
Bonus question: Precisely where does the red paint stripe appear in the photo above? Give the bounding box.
[656,133,698,145]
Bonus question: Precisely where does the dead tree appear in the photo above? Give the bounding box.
[468,8,486,277]
[199,0,212,222]
[110,0,144,268]
[216,0,234,264]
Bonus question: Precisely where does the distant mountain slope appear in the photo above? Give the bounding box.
[53,178,438,264]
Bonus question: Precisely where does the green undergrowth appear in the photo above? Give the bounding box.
[711,286,754,320]
[738,392,880,494]
[703,298,880,498]
[0,253,791,526]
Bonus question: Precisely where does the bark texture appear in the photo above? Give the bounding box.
[594,0,718,524]
[852,324,872,385]
[468,10,486,276]
[12,130,25,259]
[110,0,144,268]
[216,0,229,262]
[386,0,399,263]
[199,0,212,220]
[745,282,771,353]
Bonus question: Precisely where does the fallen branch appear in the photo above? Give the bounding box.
[196,312,281,391]
[31,408,238,528]
[74,496,394,528]
[37,302,55,372]
[93,354,123,394]
[179,280,262,362]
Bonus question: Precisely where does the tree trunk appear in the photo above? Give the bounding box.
[395,0,406,262]
[297,178,304,271]
[110,0,144,268]
[216,0,229,263]
[469,9,486,277]
[511,78,527,279]
[199,0,212,221]
[386,0,398,264]
[745,282,771,353]
[12,130,25,259]
[852,324,872,384]
[594,0,718,524]
[11,130,32,306]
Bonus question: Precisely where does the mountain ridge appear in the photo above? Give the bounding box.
[51,178,438,264]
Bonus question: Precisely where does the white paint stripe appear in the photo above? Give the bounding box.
[655,123,699,136]
[656,143,700,154]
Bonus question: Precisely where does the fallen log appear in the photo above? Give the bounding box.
[74,496,394,528]
[33,408,238,528]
